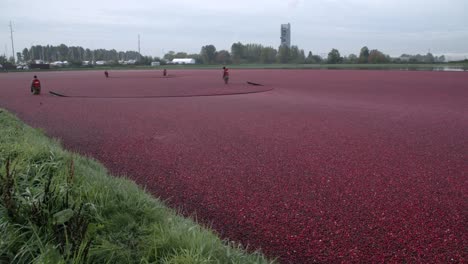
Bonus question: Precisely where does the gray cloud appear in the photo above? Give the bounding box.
[288,0,301,9]
[1,0,467,59]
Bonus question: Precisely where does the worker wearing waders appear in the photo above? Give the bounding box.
[31,75,41,95]
[163,69,167,76]
[222,66,229,84]
[104,70,109,78]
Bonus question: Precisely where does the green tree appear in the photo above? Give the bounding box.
[124,51,140,60]
[215,50,231,64]
[436,55,446,63]
[138,55,152,65]
[277,45,290,63]
[231,42,244,64]
[174,52,188,58]
[289,46,300,63]
[107,49,118,61]
[94,49,104,61]
[58,44,69,61]
[117,51,125,61]
[359,46,369,63]
[346,54,358,64]
[164,51,176,61]
[305,51,313,64]
[327,48,342,64]
[84,49,93,61]
[368,49,389,63]
[260,47,277,64]
[200,45,217,64]
[425,52,435,63]
[297,49,306,64]
[305,51,323,64]
[244,44,263,63]
[22,48,30,62]
[46,45,54,61]
[77,47,85,61]
[312,54,323,63]
[33,45,43,61]
[0,55,14,69]
[16,52,23,63]
[0,55,7,64]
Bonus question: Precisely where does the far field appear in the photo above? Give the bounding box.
[0,69,466,263]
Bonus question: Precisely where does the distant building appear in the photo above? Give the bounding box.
[171,58,196,64]
[281,23,291,47]
[50,61,69,67]
[400,55,411,62]
[116,60,136,65]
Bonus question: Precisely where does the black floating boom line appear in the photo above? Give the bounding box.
[109,75,180,79]
[49,91,67,97]
[47,87,273,99]
[247,81,263,86]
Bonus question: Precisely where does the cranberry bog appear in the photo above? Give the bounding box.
[1,69,466,263]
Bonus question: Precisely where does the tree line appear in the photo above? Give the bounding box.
[165,43,445,65]
[12,44,148,66]
[2,43,447,67]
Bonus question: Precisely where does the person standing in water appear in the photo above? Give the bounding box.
[222,66,229,85]
[31,75,41,95]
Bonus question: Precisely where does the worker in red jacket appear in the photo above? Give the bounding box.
[222,66,229,84]
[31,75,41,95]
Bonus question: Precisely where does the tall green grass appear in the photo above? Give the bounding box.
[0,109,274,264]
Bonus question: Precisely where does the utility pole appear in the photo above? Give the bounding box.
[9,21,15,63]
[138,34,141,61]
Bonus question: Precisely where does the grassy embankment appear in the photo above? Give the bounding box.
[0,109,273,263]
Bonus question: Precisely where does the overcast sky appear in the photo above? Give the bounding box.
[1,0,467,60]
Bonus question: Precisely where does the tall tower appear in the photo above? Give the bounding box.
[280,23,291,47]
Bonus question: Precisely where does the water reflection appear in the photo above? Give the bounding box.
[324,66,467,71]
[426,67,466,72]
